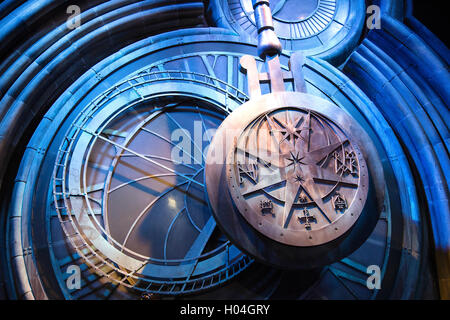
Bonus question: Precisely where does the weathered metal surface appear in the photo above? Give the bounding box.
[344,16,450,299]
[205,3,374,267]
[227,106,368,246]
[252,0,282,58]
[206,91,383,268]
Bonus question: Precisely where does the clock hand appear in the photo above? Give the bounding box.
[182,216,218,281]
[184,215,217,259]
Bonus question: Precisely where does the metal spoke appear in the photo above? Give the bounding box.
[272,0,286,15]
[120,180,190,251]
[183,169,205,233]
[195,106,213,144]
[163,207,186,260]
[108,173,179,193]
[328,267,360,299]
[139,126,200,166]
[120,153,197,171]
[166,112,206,163]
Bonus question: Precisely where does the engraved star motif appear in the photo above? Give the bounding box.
[277,117,302,144]
[286,150,304,168]
[265,112,313,154]
[294,173,304,183]
[266,115,304,147]
[238,111,360,230]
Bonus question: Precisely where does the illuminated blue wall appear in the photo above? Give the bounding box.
[0,0,447,299]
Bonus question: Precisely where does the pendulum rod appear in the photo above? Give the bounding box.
[241,0,307,99]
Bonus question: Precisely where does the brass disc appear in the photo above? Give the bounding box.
[205,92,383,269]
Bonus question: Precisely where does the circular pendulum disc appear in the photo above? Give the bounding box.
[205,92,383,269]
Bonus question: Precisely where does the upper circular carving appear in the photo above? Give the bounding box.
[53,71,250,295]
[8,31,422,299]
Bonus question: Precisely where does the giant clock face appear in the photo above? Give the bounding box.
[8,32,427,299]
[52,72,250,296]
[209,0,366,64]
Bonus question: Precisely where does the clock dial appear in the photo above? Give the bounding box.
[51,71,252,297]
[241,0,336,38]
[272,0,322,22]
[7,33,428,299]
